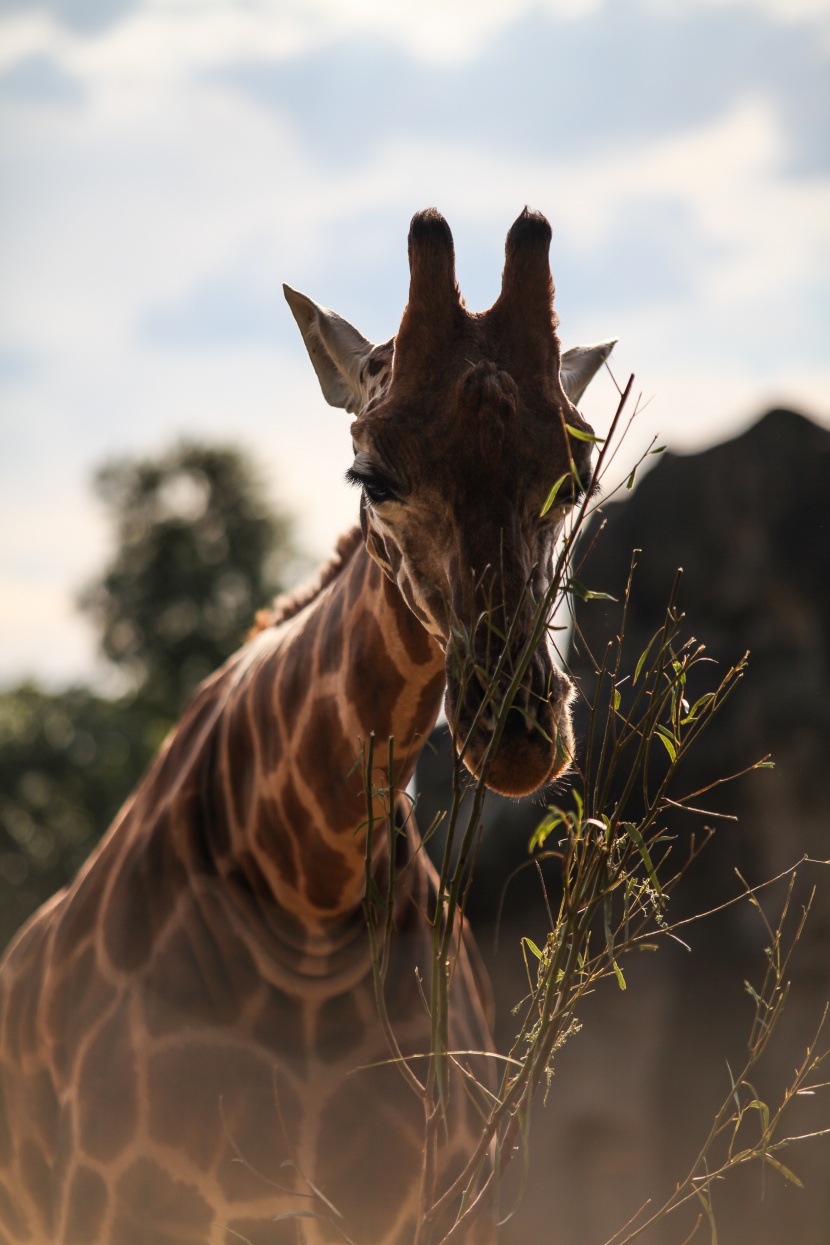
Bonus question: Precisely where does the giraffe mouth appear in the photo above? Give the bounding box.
[444,651,575,798]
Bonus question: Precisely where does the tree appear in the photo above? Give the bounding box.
[0,685,158,948]
[80,441,292,721]
[0,441,293,949]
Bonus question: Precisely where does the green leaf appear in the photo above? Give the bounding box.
[626,466,637,490]
[745,1094,770,1133]
[528,808,566,851]
[540,474,568,517]
[612,688,621,711]
[654,727,677,762]
[565,423,605,444]
[612,960,627,990]
[764,1154,803,1188]
[633,632,659,685]
[565,577,617,603]
[680,691,714,723]
[650,445,666,454]
[523,937,543,961]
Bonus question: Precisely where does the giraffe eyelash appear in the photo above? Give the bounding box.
[345,468,399,505]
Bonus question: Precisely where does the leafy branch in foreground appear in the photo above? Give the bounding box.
[603,872,830,1245]
[360,375,830,1243]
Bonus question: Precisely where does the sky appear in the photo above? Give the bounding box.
[1,0,828,688]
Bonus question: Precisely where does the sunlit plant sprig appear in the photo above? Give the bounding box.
[359,371,829,1244]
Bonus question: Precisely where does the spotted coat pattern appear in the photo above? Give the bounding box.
[0,208,614,1244]
[0,533,492,1244]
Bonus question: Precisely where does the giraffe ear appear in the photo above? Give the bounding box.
[283,284,375,414]
[560,340,617,404]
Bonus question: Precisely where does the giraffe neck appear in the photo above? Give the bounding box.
[128,530,445,973]
[0,531,493,1245]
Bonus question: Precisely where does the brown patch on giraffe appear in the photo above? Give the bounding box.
[184,746,233,864]
[314,990,365,1064]
[224,695,256,830]
[50,850,110,969]
[64,1166,108,1244]
[47,945,116,1074]
[254,794,299,890]
[410,669,447,737]
[315,1064,422,1241]
[148,1042,277,1173]
[380,926,430,1033]
[381,573,436,667]
[149,689,223,804]
[296,698,362,836]
[1,977,35,1072]
[300,830,353,912]
[142,891,260,1036]
[249,662,282,773]
[77,1006,137,1162]
[316,586,345,675]
[282,770,354,910]
[398,576,433,630]
[346,610,407,735]
[18,1140,52,1236]
[227,852,308,949]
[0,1181,31,1240]
[28,1069,59,1159]
[278,612,318,737]
[279,769,310,843]
[112,1158,212,1243]
[213,1057,302,1202]
[225,1221,298,1245]
[1,918,51,1063]
[0,1076,12,1170]
[102,810,189,974]
[348,550,367,609]
[281,769,356,909]
[173,778,226,874]
[251,985,307,1077]
[367,557,382,590]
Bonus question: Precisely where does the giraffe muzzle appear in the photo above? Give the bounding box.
[445,641,575,797]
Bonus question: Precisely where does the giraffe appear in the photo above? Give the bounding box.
[0,209,614,1244]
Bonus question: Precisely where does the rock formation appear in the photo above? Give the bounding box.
[416,408,830,1243]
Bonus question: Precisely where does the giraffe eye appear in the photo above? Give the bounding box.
[345,467,399,505]
[363,481,395,505]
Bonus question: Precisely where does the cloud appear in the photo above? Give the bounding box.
[214,4,828,176]
[140,267,283,349]
[4,0,140,39]
[0,53,85,105]
[0,345,39,385]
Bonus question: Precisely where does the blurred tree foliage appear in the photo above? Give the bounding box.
[80,441,292,719]
[0,686,161,951]
[0,442,292,950]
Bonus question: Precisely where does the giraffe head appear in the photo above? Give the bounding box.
[285,208,615,797]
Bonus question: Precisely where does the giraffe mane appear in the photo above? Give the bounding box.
[250,525,363,634]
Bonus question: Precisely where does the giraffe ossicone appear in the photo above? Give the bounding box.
[0,208,614,1244]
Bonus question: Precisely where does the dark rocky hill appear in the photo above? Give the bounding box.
[571,407,830,914]
[416,408,830,1244]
